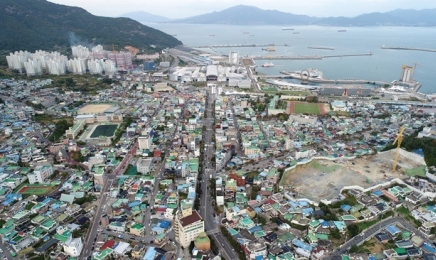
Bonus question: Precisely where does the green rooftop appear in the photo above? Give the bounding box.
[93,248,113,260]
[131,223,144,230]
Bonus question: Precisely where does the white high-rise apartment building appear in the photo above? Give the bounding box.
[71,45,90,59]
[87,59,104,75]
[67,58,87,75]
[103,60,117,75]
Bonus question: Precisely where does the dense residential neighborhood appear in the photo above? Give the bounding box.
[1,44,436,260]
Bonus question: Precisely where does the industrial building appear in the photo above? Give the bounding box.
[169,65,251,87]
[228,51,239,65]
[206,65,218,81]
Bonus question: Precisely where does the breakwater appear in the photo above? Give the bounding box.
[381,46,436,53]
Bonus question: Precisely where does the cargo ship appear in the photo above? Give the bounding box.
[293,32,300,34]
[282,28,294,30]
[338,30,347,32]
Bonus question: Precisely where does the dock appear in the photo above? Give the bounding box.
[253,53,373,60]
[381,46,436,53]
[193,43,288,48]
[262,74,388,86]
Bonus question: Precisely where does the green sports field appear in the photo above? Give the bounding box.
[18,185,52,195]
[293,102,321,115]
[90,124,118,138]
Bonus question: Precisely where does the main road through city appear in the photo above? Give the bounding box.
[200,91,237,259]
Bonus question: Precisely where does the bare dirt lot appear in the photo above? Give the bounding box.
[78,104,113,114]
[281,150,425,202]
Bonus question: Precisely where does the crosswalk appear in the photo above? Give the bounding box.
[206,229,220,235]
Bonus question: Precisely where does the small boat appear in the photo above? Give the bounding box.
[262,63,274,67]
[172,34,177,37]
[338,30,347,32]
[243,32,250,34]
[209,34,215,37]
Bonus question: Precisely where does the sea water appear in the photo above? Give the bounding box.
[149,23,436,94]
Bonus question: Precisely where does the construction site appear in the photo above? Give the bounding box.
[280,149,427,202]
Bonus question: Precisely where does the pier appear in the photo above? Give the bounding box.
[193,43,288,48]
[252,53,373,60]
[262,74,388,86]
[381,46,436,53]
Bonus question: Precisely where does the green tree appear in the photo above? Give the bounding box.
[347,223,360,238]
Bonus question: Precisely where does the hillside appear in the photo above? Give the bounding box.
[119,11,170,23]
[173,5,319,25]
[0,0,182,53]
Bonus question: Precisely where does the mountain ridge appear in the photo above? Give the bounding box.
[0,0,181,53]
[165,5,436,26]
[171,5,320,25]
[119,11,170,23]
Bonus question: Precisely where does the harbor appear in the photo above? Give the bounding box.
[258,65,423,94]
[263,73,389,86]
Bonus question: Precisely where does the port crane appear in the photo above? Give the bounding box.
[392,126,406,172]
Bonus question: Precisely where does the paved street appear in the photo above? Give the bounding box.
[0,237,14,260]
[200,91,237,260]
[81,177,113,259]
[327,216,433,260]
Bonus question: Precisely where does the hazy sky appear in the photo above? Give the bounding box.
[49,0,436,19]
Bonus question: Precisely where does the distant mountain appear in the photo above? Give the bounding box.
[172,5,319,25]
[119,11,170,23]
[0,0,181,53]
[314,8,436,26]
[173,5,436,27]
[386,8,436,26]
[314,12,405,26]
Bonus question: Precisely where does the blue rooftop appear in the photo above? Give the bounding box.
[293,239,312,251]
[372,190,383,197]
[248,226,263,234]
[423,243,436,254]
[341,205,352,212]
[386,225,400,235]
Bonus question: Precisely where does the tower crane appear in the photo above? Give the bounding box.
[392,126,406,172]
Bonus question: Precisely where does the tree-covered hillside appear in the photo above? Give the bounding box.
[0,0,181,53]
